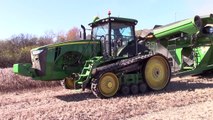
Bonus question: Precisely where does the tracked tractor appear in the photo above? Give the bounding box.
[13,13,213,98]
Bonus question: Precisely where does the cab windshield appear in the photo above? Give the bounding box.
[92,23,134,42]
[111,23,134,47]
[92,22,134,57]
[92,23,109,40]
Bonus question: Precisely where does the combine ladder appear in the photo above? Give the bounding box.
[75,56,102,89]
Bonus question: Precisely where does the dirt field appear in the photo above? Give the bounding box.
[0,68,213,120]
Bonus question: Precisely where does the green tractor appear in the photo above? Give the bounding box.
[13,13,213,98]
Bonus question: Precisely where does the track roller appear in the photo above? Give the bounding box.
[121,85,130,95]
[139,83,147,93]
[130,84,139,94]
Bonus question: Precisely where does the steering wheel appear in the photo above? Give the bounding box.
[116,38,123,47]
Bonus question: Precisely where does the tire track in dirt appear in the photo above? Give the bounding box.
[132,100,213,120]
[0,76,213,120]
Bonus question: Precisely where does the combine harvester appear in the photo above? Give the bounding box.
[13,13,213,98]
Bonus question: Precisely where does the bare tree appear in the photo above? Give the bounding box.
[66,27,80,41]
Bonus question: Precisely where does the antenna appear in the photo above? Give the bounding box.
[108,10,111,17]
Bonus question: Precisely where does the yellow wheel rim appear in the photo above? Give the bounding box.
[144,55,170,90]
[98,72,119,97]
[65,77,74,89]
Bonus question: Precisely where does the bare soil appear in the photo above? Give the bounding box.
[0,68,213,120]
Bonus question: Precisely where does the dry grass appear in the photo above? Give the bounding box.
[0,68,60,93]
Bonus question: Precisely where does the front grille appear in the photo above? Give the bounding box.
[31,49,47,76]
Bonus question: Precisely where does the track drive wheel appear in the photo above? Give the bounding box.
[91,72,120,98]
[143,55,171,91]
[61,77,75,89]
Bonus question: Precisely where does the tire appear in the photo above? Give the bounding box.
[61,77,75,89]
[91,72,120,98]
[143,55,171,91]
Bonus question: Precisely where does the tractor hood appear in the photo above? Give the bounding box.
[14,40,102,81]
[31,40,100,51]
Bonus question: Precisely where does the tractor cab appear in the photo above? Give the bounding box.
[89,16,138,59]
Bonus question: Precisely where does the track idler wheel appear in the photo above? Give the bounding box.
[91,72,120,98]
[143,55,171,91]
[61,77,75,89]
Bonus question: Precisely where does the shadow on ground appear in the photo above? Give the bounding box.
[164,80,213,92]
[55,92,97,102]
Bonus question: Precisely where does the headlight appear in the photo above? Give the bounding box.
[202,26,213,34]
[209,27,213,34]
[32,50,44,55]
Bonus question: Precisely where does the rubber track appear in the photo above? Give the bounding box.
[91,52,154,98]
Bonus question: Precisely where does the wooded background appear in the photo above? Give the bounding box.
[0,27,82,68]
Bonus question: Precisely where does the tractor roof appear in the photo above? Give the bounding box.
[89,17,138,27]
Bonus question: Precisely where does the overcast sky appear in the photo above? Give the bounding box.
[0,0,212,39]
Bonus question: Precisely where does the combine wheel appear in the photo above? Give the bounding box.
[91,72,120,98]
[61,77,75,89]
[139,83,147,93]
[121,85,130,96]
[143,55,171,91]
[130,84,139,94]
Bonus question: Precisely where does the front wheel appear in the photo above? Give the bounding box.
[61,77,75,89]
[91,72,120,98]
[143,55,171,91]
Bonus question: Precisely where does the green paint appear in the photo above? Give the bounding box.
[175,48,182,65]
[14,40,101,81]
[153,18,199,39]
[13,63,32,77]
[75,56,103,87]
[122,73,142,85]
